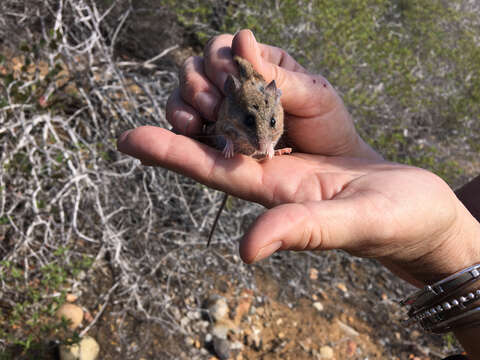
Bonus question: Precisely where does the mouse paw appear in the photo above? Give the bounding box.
[274,147,292,156]
[222,138,235,159]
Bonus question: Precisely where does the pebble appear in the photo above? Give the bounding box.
[211,319,236,339]
[313,302,324,312]
[319,345,334,359]
[185,337,194,346]
[59,336,100,360]
[56,304,83,330]
[213,336,230,360]
[336,283,347,293]
[209,298,229,321]
[309,268,319,280]
[66,294,78,303]
[337,320,359,338]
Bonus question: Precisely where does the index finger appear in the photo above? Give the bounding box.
[117,126,271,204]
[203,30,308,94]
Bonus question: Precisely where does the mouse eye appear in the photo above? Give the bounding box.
[244,114,256,128]
[270,117,276,128]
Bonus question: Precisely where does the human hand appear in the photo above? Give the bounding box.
[117,127,480,288]
[167,29,381,160]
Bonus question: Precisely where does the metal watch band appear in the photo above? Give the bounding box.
[401,263,480,333]
[401,263,480,310]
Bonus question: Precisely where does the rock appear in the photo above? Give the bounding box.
[59,336,100,360]
[313,302,324,312]
[211,319,237,339]
[56,304,83,330]
[209,298,229,322]
[319,345,334,359]
[251,326,262,351]
[186,310,200,320]
[336,283,347,293]
[185,337,194,346]
[309,268,319,280]
[337,320,359,338]
[346,340,357,357]
[213,336,230,360]
[66,294,78,303]
[230,341,244,351]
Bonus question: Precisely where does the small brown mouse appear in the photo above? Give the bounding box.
[205,56,291,246]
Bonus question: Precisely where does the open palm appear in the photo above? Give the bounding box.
[117,126,478,287]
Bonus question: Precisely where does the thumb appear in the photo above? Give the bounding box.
[231,29,337,118]
[239,200,368,264]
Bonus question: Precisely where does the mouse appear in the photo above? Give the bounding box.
[205,55,291,246]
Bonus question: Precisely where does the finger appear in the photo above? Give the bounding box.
[231,30,338,118]
[203,34,237,93]
[240,200,367,264]
[179,56,222,122]
[233,29,308,74]
[117,126,272,202]
[166,88,203,136]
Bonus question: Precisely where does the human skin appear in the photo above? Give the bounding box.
[117,30,480,357]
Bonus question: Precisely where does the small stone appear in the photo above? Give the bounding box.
[313,302,324,312]
[410,330,421,340]
[213,337,230,360]
[336,283,347,293]
[59,336,100,360]
[346,340,357,357]
[309,268,319,280]
[319,345,334,359]
[276,318,283,325]
[194,339,201,349]
[185,337,194,346]
[337,320,359,338]
[187,310,200,320]
[210,298,229,321]
[66,294,78,303]
[211,319,237,339]
[56,304,83,330]
[278,332,285,339]
[230,341,244,351]
[251,327,262,350]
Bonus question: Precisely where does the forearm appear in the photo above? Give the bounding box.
[456,175,480,222]
[449,175,480,359]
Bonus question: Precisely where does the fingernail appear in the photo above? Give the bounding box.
[173,110,194,134]
[195,92,218,120]
[252,241,283,263]
[117,129,133,150]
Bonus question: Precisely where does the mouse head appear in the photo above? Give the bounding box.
[223,61,284,156]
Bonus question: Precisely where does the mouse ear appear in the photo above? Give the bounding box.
[224,74,241,96]
[266,80,282,102]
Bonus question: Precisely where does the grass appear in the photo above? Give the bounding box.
[165,0,480,185]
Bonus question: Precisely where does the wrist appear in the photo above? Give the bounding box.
[410,204,480,287]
